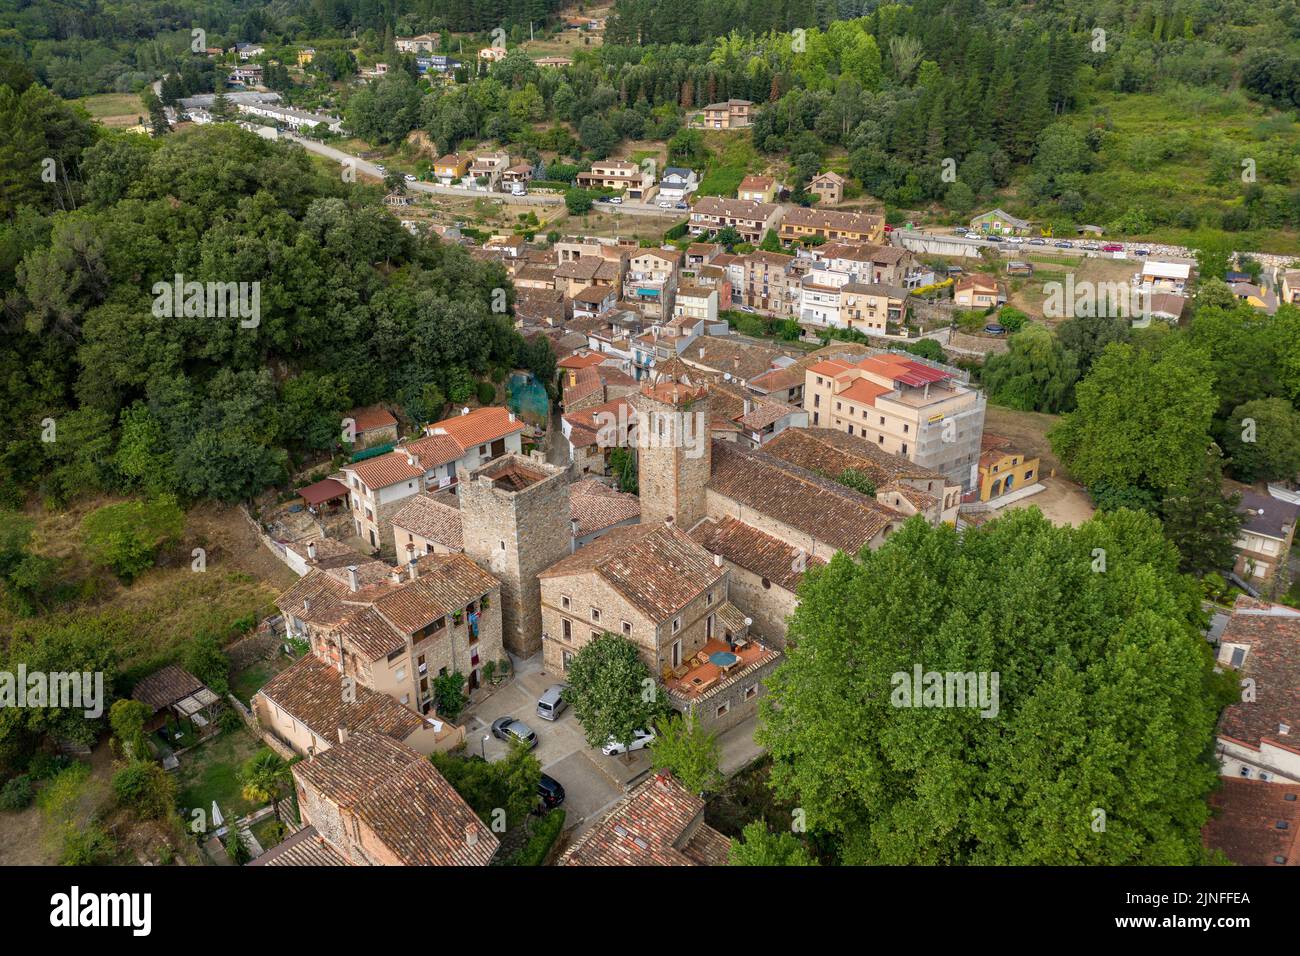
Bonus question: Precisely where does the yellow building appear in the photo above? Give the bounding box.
[296,48,315,67]
[977,434,1040,500]
[433,153,471,182]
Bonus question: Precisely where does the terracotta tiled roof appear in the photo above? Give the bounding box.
[737,175,774,191]
[539,522,723,622]
[248,825,350,866]
[337,606,407,660]
[747,364,806,393]
[284,536,363,571]
[277,556,498,662]
[840,378,891,405]
[955,274,999,293]
[346,405,397,433]
[555,256,605,281]
[691,196,778,223]
[132,665,205,712]
[737,401,795,431]
[708,439,901,553]
[557,350,608,370]
[707,382,798,432]
[781,206,882,235]
[372,553,498,635]
[258,655,426,743]
[346,451,424,490]
[877,480,938,513]
[806,357,855,377]
[689,516,823,592]
[391,493,463,551]
[559,772,728,866]
[1217,598,1300,754]
[563,396,634,449]
[764,427,946,486]
[425,406,523,451]
[1203,778,1300,866]
[400,432,465,470]
[679,336,800,382]
[294,732,498,866]
[569,479,640,536]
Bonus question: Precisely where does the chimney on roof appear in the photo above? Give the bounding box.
[389,567,402,585]
[743,398,752,415]
[303,598,310,612]
[307,540,318,561]
[664,515,674,526]
[465,824,479,847]
[347,565,359,592]
[408,556,419,582]
[509,412,516,422]
[713,553,722,567]
[337,725,349,744]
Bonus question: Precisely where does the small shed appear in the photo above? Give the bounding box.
[132,665,224,738]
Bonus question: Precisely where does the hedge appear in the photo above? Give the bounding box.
[506,809,566,866]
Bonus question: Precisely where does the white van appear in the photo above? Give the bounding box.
[536,684,568,721]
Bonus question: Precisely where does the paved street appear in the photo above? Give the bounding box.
[282,134,693,219]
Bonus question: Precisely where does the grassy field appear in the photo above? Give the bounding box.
[3,499,292,685]
[74,92,144,128]
[173,727,266,823]
[697,132,765,197]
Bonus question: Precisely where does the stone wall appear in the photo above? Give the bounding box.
[719,561,797,649]
[460,454,571,656]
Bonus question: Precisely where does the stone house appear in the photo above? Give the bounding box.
[280,731,497,866]
[276,549,504,709]
[808,171,844,205]
[254,655,462,758]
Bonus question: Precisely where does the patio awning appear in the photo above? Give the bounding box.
[298,478,349,506]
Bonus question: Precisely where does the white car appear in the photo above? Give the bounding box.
[404,174,416,183]
[607,196,623,205]
[374,163,386,172]
[1006,236,1024,244]
[658,200,673,208]
[602,729,655,755]
[964,232,981,240]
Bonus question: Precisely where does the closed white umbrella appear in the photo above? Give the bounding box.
[211,801,224,829]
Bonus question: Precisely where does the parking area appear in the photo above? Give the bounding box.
[461,661,648,834]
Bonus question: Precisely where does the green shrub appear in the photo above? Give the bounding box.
[182,634,230,695]
[0,775,34,811]
[218,708,245,734]
[111,760,176,821]
[80,497,184,583]
[475,380,496,405]
[26,752,70,781]
[507,809,566,866]
[60,823,116,865]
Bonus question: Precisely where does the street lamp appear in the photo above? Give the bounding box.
[480,734,489,759]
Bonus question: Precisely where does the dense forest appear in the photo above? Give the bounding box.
[0,0,566,96]
[0,70,554,507]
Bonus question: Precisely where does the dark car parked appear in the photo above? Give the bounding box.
[537,773,566,811]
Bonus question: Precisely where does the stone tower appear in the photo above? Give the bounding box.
[636,379,712,530]
[459,452,570,656]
